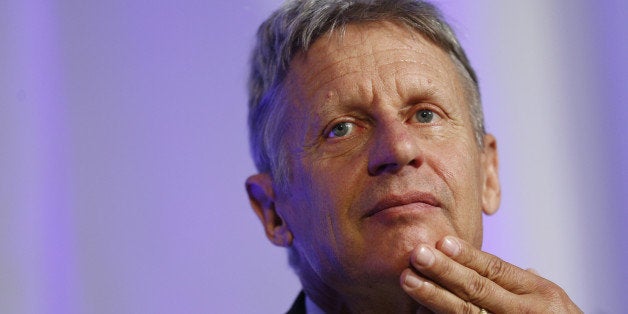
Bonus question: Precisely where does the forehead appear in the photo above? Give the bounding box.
[284,21,465,107]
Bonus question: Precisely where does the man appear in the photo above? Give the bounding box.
[245,0,581,313]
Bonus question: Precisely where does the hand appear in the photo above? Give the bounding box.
[400,236,582,313]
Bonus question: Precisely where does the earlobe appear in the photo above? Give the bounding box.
[481,134,501,215]
[245,173,293,247]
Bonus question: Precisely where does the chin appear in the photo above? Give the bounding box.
[356,231,428,276]
[366,221,444,250]
[353,223,446,277]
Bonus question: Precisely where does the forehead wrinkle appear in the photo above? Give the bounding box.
[307,68,364,102]
[301,48,428,110]
[294,31,369,81]
[296,54,355,88]
[372,59,437,111]
[383,47,461,110]
[295,48,376,97]
[298,42,365,80]
[293,22,434,106]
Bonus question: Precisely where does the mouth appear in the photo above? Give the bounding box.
[365,191,440,219]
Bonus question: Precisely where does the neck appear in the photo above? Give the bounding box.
[298,265,422,313]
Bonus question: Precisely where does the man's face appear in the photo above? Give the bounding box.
[250,21,499,300]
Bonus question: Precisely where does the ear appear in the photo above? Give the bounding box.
[481,134,501,215]
[245,173,293,247]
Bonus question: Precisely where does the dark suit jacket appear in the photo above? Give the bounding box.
[286,291,306,314]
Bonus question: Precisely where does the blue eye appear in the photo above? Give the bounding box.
[328,122,354,138]
[415,109,435,123]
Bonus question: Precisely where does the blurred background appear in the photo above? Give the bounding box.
[1,0,626,313]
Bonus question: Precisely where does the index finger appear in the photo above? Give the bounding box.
[436,236,538,294]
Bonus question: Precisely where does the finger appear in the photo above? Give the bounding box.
[436,236,537,294]
[401,268,484,314]
[409,244,515,312]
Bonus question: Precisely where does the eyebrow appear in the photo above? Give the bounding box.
[404,86,438,104]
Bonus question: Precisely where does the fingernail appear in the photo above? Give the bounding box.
[404,273,424,289]
[415,246,435,267]
[441,237,460,257]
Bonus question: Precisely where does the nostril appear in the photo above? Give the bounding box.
[369,162,401,176]
[368,154,422,176]
[407,159,419,168]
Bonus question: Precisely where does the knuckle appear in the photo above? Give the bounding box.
[421,282,441,301]
[462,276,491,304]
[547,287,564,302]
[435,253,456,275]
[460,250,479,267]
[544,284,570,307]
[536,279,562,298]
[483,256,506,279]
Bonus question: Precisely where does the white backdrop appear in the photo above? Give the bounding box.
[1,0,626,313]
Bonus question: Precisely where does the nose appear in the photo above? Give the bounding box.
[367,121,423,176]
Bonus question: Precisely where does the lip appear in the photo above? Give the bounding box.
[365,191,440,218]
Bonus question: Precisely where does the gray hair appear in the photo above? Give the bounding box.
[248,0,485,190]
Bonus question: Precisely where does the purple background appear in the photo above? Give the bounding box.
[1,0,626,313]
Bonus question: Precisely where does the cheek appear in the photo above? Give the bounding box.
[309,149,367,207]
[281,172,359,282]
[432,139,485,239]
[440,134,483,193]
[283,161,346,241]
[294,158,368,243]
